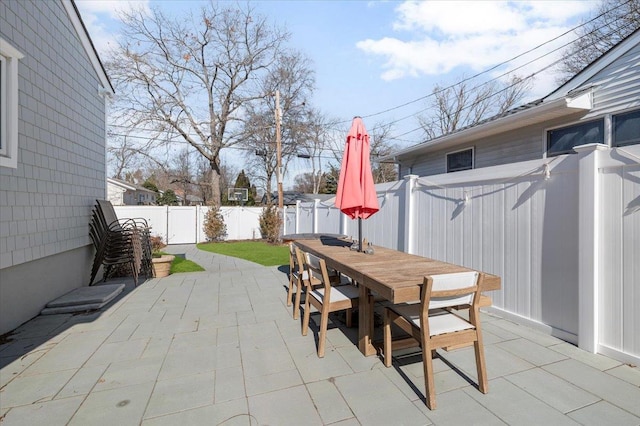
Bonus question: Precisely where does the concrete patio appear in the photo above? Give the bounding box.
[1,244,639,426]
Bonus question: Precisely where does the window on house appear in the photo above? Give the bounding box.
[613,109,640,147]
[446,148,474,173]
[546,119,604,156]
[0,38,23,168]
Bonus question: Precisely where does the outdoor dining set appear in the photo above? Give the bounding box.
[285,235,500,410]
[282,117,502,409]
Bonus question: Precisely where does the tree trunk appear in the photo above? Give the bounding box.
[210,158,222,207]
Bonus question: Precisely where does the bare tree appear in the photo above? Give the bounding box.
[241,51,315,202]
[295,109,334,194]
[369,123,398,183]
[106,3,291,206]
[418,75,530,140]
[292,172,326,193]
[107,134,141,180]
[558,0,640,82]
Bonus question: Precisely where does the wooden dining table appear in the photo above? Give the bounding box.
[294,237,501,356]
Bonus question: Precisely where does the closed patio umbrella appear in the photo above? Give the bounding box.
[335,116,379,251]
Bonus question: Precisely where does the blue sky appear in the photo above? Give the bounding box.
[76,0,599,185]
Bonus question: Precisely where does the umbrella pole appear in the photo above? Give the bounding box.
[358,218,362,252]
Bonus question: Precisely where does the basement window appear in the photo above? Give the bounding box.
[613,109,640,147]
[446,147,474,173]
[546,119,604,156]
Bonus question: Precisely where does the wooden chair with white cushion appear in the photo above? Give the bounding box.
[287,243,320,320]
[383,271,488,409]
[302,252,359,357]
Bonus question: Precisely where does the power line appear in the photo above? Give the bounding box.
[333,0,634,128]
[382,16,640,143]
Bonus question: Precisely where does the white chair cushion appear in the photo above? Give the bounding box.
[390,305,474,336]
[310,284,359,303]
[292,270,309,281]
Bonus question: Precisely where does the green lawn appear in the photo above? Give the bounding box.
[156,252,206,274]
[197,240,289,266]
[170,255,205,273]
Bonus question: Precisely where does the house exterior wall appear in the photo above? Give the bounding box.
[107,184,125,205]
[399,112,588,178]
[0,1,107,334]
[399,40,640,179]
[583,41,640,118]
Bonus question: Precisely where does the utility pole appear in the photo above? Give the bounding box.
[275,90,283,209]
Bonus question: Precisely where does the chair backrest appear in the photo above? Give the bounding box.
[96,199,122,230]
[422,271,481,311]
[304,252,331,292]
[289,242,297,270]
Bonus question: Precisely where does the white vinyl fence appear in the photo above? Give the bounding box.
[113,144,640,365]
[113,206,263,244]
[285,144,640,366]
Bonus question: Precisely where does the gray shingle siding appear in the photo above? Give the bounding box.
[0,0,107,269]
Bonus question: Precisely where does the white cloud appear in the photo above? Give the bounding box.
[75,0,150,56]
[76,0,149,20]
[358,0,599,82]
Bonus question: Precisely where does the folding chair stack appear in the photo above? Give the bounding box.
[89,200,153,285]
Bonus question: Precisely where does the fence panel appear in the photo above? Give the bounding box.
[598,153,640,361]
[167,206,197,244]
[220,207,263,241]
[115,206,169,243]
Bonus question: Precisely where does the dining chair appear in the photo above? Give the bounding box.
[287,243,319,320]
[302,252,359,357]
[383,271,488,409]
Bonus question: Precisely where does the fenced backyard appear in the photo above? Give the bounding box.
[114,144,640,365]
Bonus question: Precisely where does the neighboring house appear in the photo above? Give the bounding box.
[0,1,113,334]
[107,177,157,205]
[185,194,204,206]
[379,29,640,364]
[389,29,640,177]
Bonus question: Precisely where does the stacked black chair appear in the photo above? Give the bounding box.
[89,200,153,285]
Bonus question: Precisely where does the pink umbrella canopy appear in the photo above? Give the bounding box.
[335,116,379,229]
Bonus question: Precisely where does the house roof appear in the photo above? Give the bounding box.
[107,178,136,191]
[62,0,114,95]
[383,28,640,164]
[107,178,156,194]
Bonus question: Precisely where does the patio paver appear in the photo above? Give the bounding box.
[1,243,639,425]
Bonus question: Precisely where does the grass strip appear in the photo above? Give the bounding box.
[197,240,288,266]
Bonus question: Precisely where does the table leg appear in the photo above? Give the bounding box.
[358,284,376,356]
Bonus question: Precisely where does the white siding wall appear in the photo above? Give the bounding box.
[585,42,640,118]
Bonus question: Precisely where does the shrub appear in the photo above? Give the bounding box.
[203,205,227,241]
[259,205,282,243]
[150,235,166,257]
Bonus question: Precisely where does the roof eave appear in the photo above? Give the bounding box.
[384,96,589,162]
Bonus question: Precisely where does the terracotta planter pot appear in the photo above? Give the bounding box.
[152,255,175,278]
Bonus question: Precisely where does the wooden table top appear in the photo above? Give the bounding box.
[294,238,501,304]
